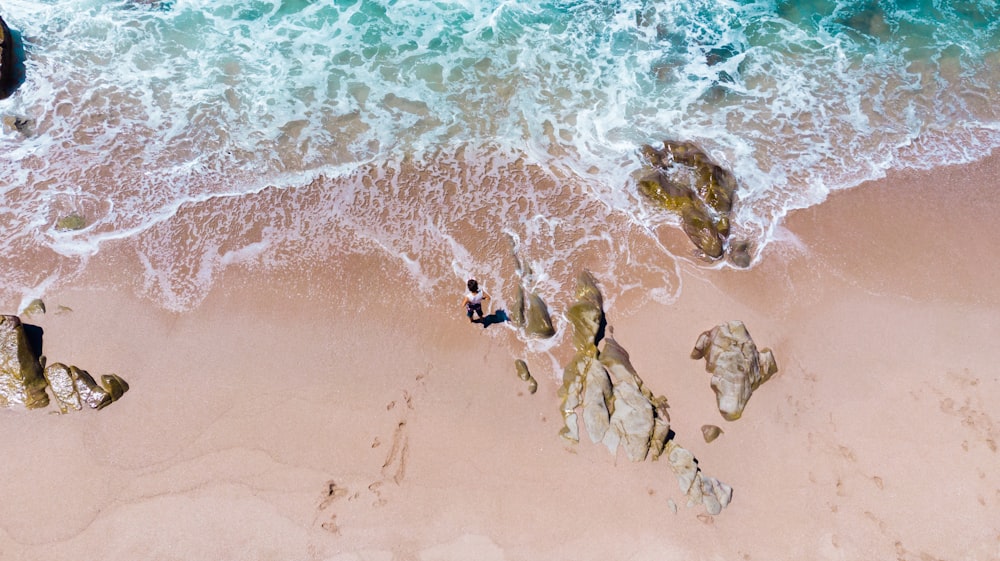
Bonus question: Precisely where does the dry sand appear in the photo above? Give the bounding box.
[1,154,998,561]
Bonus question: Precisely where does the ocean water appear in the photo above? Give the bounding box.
[1,0,998,313]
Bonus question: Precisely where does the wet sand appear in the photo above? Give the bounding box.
[0,153,998,560]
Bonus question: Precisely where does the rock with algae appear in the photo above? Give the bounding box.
[566,271,605,353]
[514,359,537,394]
[20,299,45,317]
[524,291,555,339]
[0,315,50,409]
[691,320,778,421]
[56,213,87,231]
[637,140,748,263]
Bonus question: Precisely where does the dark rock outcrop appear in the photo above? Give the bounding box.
[691,320,778,421]
[637,140,749,264]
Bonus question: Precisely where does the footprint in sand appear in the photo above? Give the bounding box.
[314,369,425,530]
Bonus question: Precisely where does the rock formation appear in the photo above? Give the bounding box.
[691,320,778,421]
[557,272,732,515]
[0,311,129,413]
[637,140,752,265]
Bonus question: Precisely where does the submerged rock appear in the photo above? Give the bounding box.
[56,213,87,231]
[637,140,740,260]
[691,320,778,421]
[514,359,537,394]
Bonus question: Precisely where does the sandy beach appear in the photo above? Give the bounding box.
[1,152,999,561]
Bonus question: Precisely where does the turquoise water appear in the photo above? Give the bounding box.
[0,0,998,310]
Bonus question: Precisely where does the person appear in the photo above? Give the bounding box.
[462,279,491,323]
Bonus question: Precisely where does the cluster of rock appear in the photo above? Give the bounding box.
[513,359,538,394]
[557,271,733,515]
[0,311,129,413]
[691,320,778,421]
[636,140,752,267]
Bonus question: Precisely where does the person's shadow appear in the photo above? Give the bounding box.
[475,309,509,328]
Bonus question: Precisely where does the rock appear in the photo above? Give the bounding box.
[43,364,125,412]
[20,299,46,317]
[567,299,603,352]
[43,363,83,413]
[637,140,739,260]
[101,374,130,401]
[727,239,753,268]
[0,16,14,99]
[524,291,555,338]
[1,115,34,136]
[508,283,525,327]
[691,320,778,421]
[598,336,638,383]
[606,377,654,461]
[514,359,537,394]
[665,441,699,495]
[0,315,49,409]
[581,356,613,444]
[56,213,87,231]
[558,353,588,442]
[701,424,723,443]
[72,366,112,410]
[648,395,671,460]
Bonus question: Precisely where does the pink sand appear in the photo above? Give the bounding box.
[1,155,998,560]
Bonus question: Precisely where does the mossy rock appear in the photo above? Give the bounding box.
[20,299,45,317]
[637,140,740,260]
[56,213,87,231]
[100,373,130,401]
[524,292,555,339]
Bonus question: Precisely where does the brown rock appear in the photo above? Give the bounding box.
[691,320,778,421]
[0,315,49,409]
[637,140,740,259]
[514,359,537,394]
[524,291,555,339]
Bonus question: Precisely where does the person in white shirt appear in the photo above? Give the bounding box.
[462,279,491,323]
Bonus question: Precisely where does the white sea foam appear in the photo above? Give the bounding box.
[0,0,998,309]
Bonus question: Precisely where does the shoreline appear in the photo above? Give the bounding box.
[1,153,999,560]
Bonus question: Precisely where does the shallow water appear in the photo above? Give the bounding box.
[0,0,998,311]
